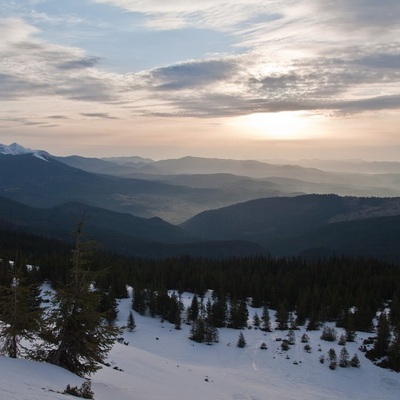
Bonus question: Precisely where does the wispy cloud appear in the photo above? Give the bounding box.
[47,115,69,120]
[91,0,282,31]
[80,112,119,119]
[1,0,400,123]
[146,59,238,90]
[0,18,119,102]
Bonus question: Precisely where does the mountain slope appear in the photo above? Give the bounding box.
[0,153,245,222]
[2,294,399,400]
[55,154,400,197]
[0,194,188,242]
[0,196,266,258]
[181,194,400,261]
[273,215,400,262]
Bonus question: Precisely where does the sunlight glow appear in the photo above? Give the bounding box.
[232,111,318,140]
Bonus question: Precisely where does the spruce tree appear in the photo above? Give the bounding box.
[287,329,296,345]
[350,353,361,368]
[339,347,350,367]
[127,311,136,332]
[275,301,289,330]
[189,317,218,344]
[99,289,119,325]
[253,312,260,327]
[190,317,206,343]
[0,260,43,358]
[132,287,147,316]
[328,348,337,370]
[261,304,272,332]
[210,296,227,328]
[387,324,400,372]
[228,299,248,329]
[237,331,246,348]
[301,333,309,343]
[38,220,121,377]
[367,313,390,360]
[344,312,356,342]
[204,323,219,344]
[187,294,199,322]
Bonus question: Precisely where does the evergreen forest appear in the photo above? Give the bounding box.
[1,226,400,374]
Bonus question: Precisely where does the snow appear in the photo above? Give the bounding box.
[1,291,400,400]
[0,142,50,161]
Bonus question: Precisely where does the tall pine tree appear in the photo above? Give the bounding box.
[38,219,121,377]
[0,258,43,358]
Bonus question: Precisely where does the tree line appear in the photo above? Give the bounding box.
[1,226,400,372]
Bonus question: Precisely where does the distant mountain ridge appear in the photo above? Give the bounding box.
[181,194,400,239]
[0,142,50,160]
[181,194,400,261]
[0,151,295,223]
[1,143,400,261]
[0,195,266,258]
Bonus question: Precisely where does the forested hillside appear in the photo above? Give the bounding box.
[1,226,400,372]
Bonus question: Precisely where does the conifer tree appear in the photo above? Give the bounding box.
[204,323,219,344]
[210,296,227,328]
[189,317,218,344]
[260,305,271,332]
[0,260,43,358]
[275,301,289,330]
[237,331,246,348]
[387,324,400,372]
[99,289,119,325]
[253,312,260,327]
[350,353,361,368]
[367,313,390,360]
[187,294,199,322]
[189,317,206,343]
[288,312,298,330]
[390,295,400,327]
[320,326,337,342]
[287,329,296,345]
[339,347,350,367]
[147,290,157,318]
[38,219,121,377]
[328,348,337,370]
[127,311,136,332]
[132,287,147,316]
[344,313,356,342]
[228,299,248,329]
[300,333,309,343]
[338,333,347,346]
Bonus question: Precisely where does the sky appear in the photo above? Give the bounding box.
[0,0,400,161]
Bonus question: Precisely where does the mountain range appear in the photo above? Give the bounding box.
[1,143,400,261]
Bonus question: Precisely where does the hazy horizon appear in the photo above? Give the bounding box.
[1,1,399,161]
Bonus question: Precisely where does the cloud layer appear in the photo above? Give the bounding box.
[0,0,399,159]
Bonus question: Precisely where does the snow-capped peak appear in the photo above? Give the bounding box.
[0,142,50,161]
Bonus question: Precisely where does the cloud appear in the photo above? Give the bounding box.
[0,116,44,127]
[80,112,119,119]
[47,115,69,119]
[356,53,400,69]
[1,0,400,123]
[0,18,39,48]
[0,18,119,103]
[146,59,238,90]
[91,0,284,31]
[57,57,102,70]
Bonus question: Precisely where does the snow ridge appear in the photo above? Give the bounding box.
[0,142,50,161]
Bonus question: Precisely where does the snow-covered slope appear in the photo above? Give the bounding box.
[0,142,50,161]
[1,293,400,400]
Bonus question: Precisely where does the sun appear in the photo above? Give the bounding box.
[232,111,316,140]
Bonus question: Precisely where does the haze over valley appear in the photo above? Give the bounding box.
[1,143,400,261]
